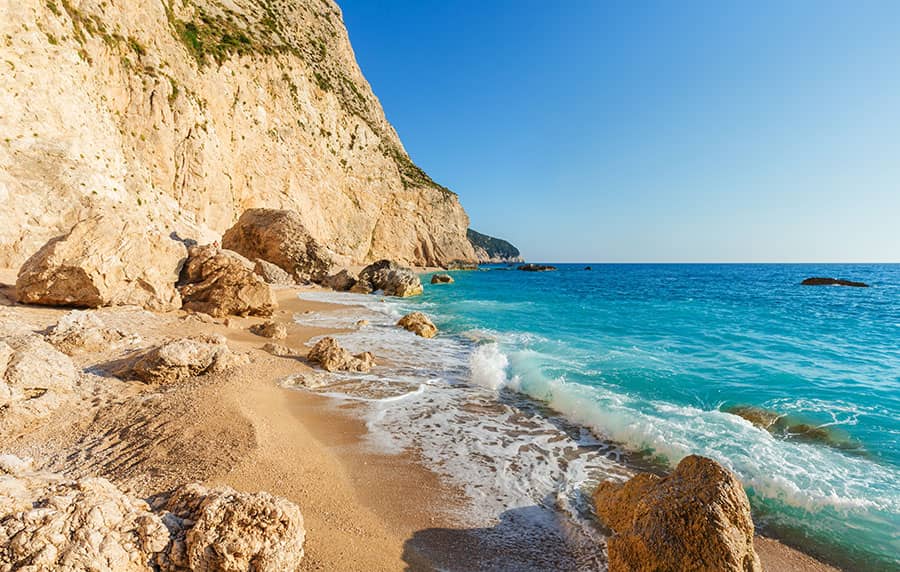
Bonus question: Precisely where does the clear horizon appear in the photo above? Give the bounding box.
[339,0,900,263]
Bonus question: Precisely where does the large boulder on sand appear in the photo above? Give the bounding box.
[222,209,332,283]
[15,214,186,311]
[592,455,761,572]
[307,337,374,373]
[178,245,277,318]
[397,312,438,338]
[321,269,357,292]
[151,483,305,572]
[1,335,78,431]
[350,260,423,297]
[116,335,241,385]
[0,455,170,572]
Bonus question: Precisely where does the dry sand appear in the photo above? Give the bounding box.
[0,269,840,571]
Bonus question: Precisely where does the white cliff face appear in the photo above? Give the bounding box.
[0,0,475,267]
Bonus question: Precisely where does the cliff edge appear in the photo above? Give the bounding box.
[467,228,522,263]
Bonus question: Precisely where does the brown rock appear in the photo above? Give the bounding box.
[253,259,296,286]
[593,455,761,572]
[307,337,374,372]
[250,321,288,340]
[263,343,294,357]
[15,214,186,311]
[430,273,454,284]
[351,260,423,297]
[118,335,241,385]
[321,269,358,291]
[397,312,438,338]
[222,209,332,283]
[178,245,277,318]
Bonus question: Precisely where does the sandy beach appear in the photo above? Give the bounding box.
[0,269,840,571]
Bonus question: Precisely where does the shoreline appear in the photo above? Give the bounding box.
[0,269,841,570]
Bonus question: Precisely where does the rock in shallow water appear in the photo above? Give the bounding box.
[430,273,454,284]
[307,337,374,372]
[397,312,438,338]
[593,455,761,572]
[351,260,423,297]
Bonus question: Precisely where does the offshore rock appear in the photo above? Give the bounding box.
[593,455,761,572]
[307,337,374,373]
[397,312,438,338]
[517,264,557,272]
[801,277,869,287]
[178,245,277,318]
[351,260,423,297]
[15,215,186,312]
[430,273,454,284]
[321,269,358,292]
[118,335,240,385]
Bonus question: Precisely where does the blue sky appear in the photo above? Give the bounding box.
[338,1,900,262]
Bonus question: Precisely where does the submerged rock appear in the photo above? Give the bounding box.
[15,214,186,311]
[430,273,454,284]
[593,455,761,572]
[151,483,305,572]
[223,209,332,283]
[801,277,869,287]
[178,245,277,318]
[321,269,358,292]
[250,321,288,340]
[397,312,438,338]
[351,260,423,297]
[723,405,862,451]
[517,264,557,272]
[253,259,296,286]
[118,335,241,385]
[46,310,126,355]
[307,337,374,372]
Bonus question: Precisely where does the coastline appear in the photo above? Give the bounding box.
[0,269,840,570]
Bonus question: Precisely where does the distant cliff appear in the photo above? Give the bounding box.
[467,229,523,263]
[0,0,476,267]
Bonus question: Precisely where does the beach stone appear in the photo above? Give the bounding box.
[222,209,332,283]
[253,259,296,286]
[151,483,305,572]
[15,214,186,312]
[249,321,288,340]
[593,455,761,572]
[307,337,374,372]
[397,312,438,338]
[263,342,294,357]
[321,269,358,291]
[0,455,170,572]
[178,244,277,318]
[351,260,423,297]
[430,273,454,284]
[46,310,126,355]
[117,335,241,385]
[801,277,869,287]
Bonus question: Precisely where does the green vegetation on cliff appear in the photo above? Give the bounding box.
[467,229,521,261]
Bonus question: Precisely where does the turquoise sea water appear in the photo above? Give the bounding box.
[404,264,900,570]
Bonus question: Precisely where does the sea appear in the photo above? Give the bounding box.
[293,263,900,571]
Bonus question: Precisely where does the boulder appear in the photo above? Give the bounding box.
[801,277,869,288]
[253,259,296,286]
[222,209,332,283]
[307,337,374,373]
[350,260,423,297]
[250,321,288,340]
[397,312,438,338]
[321,269,358,292]
[15,214,186,311]
[723,405,861,451]
[178,245,277,318]
[263,343,294,357]
[117,335,241,385]
[0,455,170,572]
[46,310,126,355]
[430,273,454,284]
[593,455,761,572]
[517,264,557,272]
[151,483,305,572]
[1,335,77,430]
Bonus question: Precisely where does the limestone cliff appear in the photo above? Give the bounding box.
[0,0,476,268]
[467,228,523,263]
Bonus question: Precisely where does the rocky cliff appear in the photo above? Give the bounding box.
[0,0,476,268]
[467,228,523,263]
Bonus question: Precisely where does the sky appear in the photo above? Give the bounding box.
[338,0,900,262]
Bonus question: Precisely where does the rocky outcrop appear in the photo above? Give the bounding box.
[351,260,423,297]
[46,310,126,355]
[178,245,277,318]
[0,0,476,270]
[397,312,438,338]
[430,273,454,284]
[321,269,358,292]
[593,455,761,572]
[518,264,557,272]
[15,215,186,311]
[801,277,869,287]
[467,229,523,263]
[222,209,333,283]
[1,335,78,431]
[0,455,170,572]
[307,337,374,372]
[253,259,296,286]
[250,321,288,340]
[151,483,305,572]
[117,335,240,385]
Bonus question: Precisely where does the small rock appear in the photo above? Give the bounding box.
[178,244,277,318]
[321,269,358,291]
[263,342,294,357]
[117,335,241,385]
[430,273,454,284]
[397,312,437,338]
[307,337,374,372]
[355,319,369,328]
[249,321,288,340]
